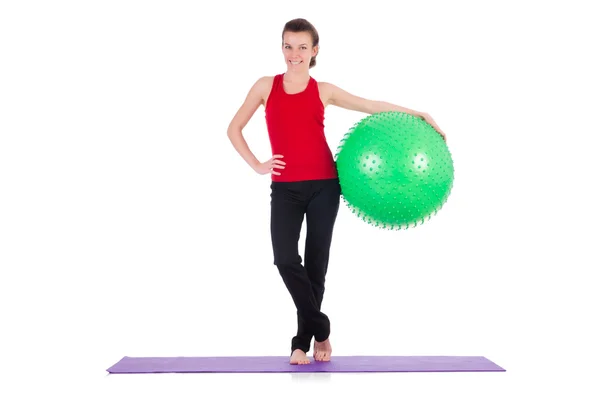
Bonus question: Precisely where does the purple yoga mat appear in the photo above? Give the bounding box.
[107,355,505,373]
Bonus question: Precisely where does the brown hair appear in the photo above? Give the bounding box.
[282,18,320,68]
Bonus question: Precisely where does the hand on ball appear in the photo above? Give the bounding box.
[418,112,446,141]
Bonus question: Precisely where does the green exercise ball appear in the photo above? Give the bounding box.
[334,111,454,229]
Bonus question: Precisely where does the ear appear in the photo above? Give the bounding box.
[312,45,319,57]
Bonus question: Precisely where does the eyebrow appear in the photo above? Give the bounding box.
[284,43,308,46]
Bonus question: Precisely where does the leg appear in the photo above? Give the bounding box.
[270,181,329,359]
[304,178,341,311]
[305,178,341,361]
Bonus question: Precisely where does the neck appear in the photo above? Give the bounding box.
[284,69,310,82]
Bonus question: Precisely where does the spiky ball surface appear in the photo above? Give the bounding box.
[335,112,454,229]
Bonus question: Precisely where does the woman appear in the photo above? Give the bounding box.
[227,18,446,365]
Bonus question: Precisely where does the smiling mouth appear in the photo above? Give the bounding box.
[290,60,302,65]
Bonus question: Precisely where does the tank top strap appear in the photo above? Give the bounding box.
[307,77,323,106]
[307,76,320,96]
[273,73,284,93]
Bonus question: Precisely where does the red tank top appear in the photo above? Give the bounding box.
[265,73,338,182]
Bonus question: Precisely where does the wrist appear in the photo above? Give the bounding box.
[250,158,260,171]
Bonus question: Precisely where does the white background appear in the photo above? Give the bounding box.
[1,0,599,396]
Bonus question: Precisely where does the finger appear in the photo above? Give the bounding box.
[271,164,285,169]
[272,160,286,165]
[272,154,284,159]
[271,170,281,175]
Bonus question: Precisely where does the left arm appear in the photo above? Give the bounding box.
[324,82,446,140]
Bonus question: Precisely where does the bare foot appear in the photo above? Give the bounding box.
[313,338,332,361]
[290,349,310,365]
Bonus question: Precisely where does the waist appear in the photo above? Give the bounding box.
[271,160,338,182]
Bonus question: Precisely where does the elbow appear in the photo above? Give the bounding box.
[227,124,241,140]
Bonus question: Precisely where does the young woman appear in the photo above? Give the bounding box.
[227,18,446,365]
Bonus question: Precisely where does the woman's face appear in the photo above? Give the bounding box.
[282,31,317,70]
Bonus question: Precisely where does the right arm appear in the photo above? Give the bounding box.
[227,77,270,172]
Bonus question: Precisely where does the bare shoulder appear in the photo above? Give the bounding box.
[317,81,336,106]
[255,75,274,89]
[317,80,371,113]
[317,80,336,92]
[256,75,274,105]
[228,76,274,130]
